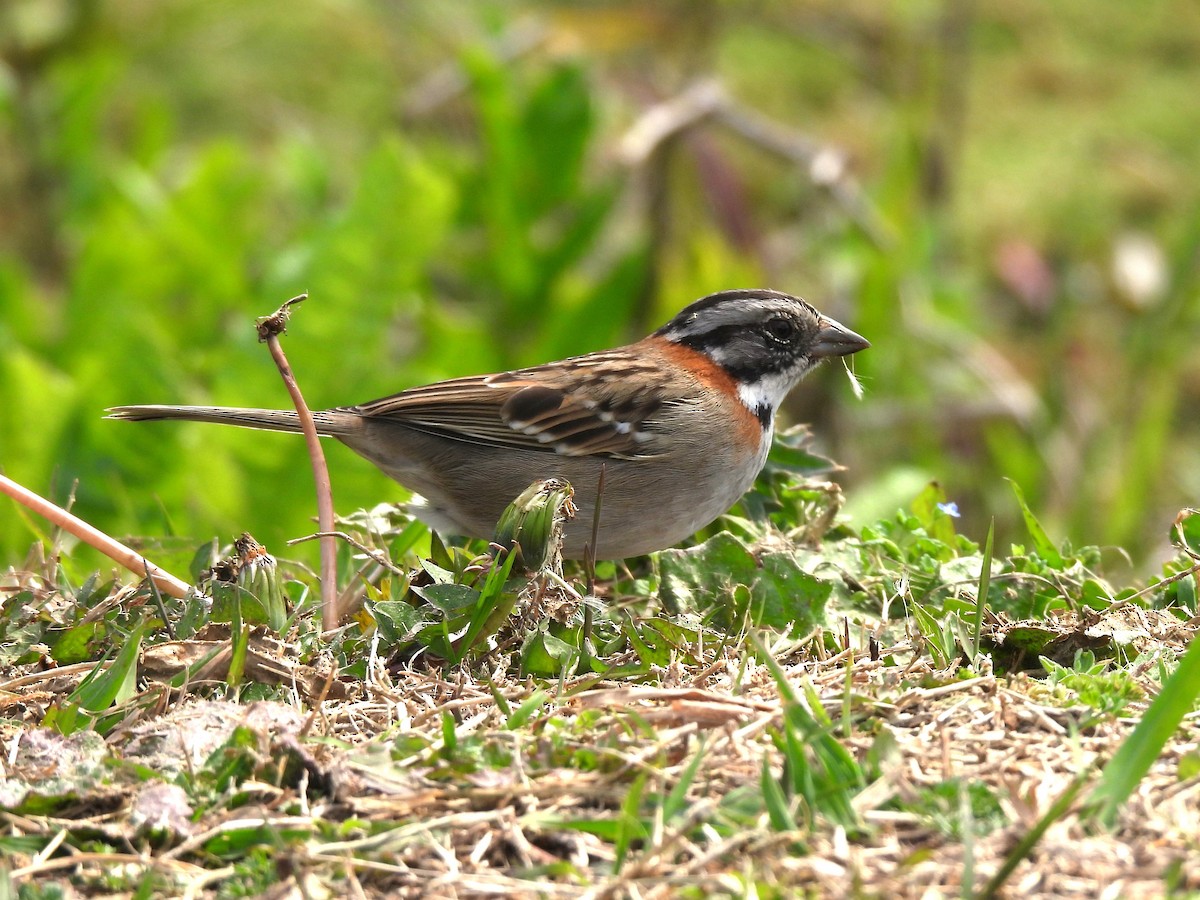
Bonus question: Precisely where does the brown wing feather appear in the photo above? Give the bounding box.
[347,351,669,459]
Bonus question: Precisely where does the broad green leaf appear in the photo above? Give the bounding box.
[755,553,834,632]
[658,533,830,634]
[413,583,481,615]
[520,629,577,677]
[658,532,757,614]
[765,425,838,475]
[368,599,426,645]
[47,622,102,665]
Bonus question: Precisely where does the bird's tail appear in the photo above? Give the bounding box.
[106,405,362,436]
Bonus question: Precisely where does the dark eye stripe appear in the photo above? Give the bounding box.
[672,324,743,355]
[673,325,802,381]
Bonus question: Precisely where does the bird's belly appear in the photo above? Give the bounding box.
[339,426,766,560]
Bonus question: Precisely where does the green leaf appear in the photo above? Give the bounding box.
[658,533,830,634]
[910,601,957,668]
[969,519,995,663]
[203,724,260,793]
[228,623,249,687]
[1008,480,1065,568]
[753,637,864,831]
[368,599,425,645]
[456,550,520,658]
[1174,508,1200,555]
[210,583,271,627]
[658,532,757,613]
[614,770,648,872]
[72,620,145,715]
[427,533,455,573]
[189,540,222,583]
[755,553,834,632]
[623,617,671,668]
[536,817,622,842]
[911,481,958,545]
[664,738,707,822]
[414,583,481,615]
[1086,629,1200,828]
[760,755,798,832]
[47,622,102,665]
[440,711,457,760]
[203,823,313,859]
[520,629,578,677]
[765,425,838,475]
[0,619,44,666]
[505,689,549,730]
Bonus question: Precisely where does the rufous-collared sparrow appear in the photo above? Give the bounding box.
[109,289,868,559]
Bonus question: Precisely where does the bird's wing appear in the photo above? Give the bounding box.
[349,351,669,459]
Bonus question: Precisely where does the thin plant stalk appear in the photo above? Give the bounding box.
[256,294,338,631]
[0,473,191,599]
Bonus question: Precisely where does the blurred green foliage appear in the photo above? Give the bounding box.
[1,1,1198,572]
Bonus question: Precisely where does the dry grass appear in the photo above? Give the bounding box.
[2,604,1199,899]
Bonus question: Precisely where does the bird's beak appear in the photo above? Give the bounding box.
[812,316,870,359]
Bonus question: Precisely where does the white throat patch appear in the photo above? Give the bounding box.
[737,370,803,422]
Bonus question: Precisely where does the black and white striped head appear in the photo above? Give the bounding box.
[656,288,869,424]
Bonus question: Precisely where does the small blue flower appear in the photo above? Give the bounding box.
[937,502,961,518]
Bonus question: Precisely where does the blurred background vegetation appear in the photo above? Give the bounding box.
[2,0,1198,575]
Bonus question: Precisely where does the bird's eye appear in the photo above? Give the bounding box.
[763,316,797,343]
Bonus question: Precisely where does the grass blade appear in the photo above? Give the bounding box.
[970,518,995,663]
[1085,631,1200,828]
